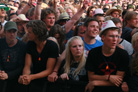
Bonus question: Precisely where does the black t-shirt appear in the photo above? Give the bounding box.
[85,46,129,92]
[26,40,59,83]
[0,38,26,80]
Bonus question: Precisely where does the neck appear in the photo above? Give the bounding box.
[126,24,134,29]
[73,56,81,62]
[84,34,96,44]
[35,40,46,47]
[102,45,115,56]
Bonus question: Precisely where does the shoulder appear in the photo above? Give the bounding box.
[89,46,102,54]
[116,47,128,55]
[46,40,58,46]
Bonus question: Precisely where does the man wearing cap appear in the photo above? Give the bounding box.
[85,20,129,92]
[105,6,122,18]
[0,21,26,92]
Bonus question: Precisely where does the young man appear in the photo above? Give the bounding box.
[85,20,129,92]
[0,21,26,92]
[83,18,103,57]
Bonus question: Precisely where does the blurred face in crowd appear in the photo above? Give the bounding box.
[85,21,99,38]
[102,29,119,49]
[127,15,138,29]
[66,8,73,18]
[115,22,122,37]
[89,8,96,17]
[96,15,105,30]
[5,29,17,42]
[0,8,6,17]
[70,39,84,58]
[111,11,120,18]
[27,27,36,41]
[43,13,55,29]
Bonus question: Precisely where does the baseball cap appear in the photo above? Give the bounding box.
[0,4,9,11]
[4,21,18,31]
[16,14,29,22]
[100,20,118,37]
[59,12,70,20]
[93,8,104,16]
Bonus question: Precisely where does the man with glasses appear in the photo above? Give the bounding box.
[85,20,129,92]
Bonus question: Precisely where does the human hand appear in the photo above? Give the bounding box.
[0,71,8,80]
[85,81,94,92]
[60,73,69,80]
[121,82,129,92]
[109,75,123,87]
[22,75,32,85]
[28,0,36,6]
[82,0,89,9]
[48,72,58,82]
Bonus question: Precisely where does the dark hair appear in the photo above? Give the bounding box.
[49,24,65,53]
[86,6,95,17]
[111,18,121,24]
[74,22,84,36]
[84,17,99,27]
[131,52,138,76]
[26,20,48,41]
[41,8,57,21]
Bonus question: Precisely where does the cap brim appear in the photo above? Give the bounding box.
[5,27,17,31]
[0,7,9,11]
[100,27,119,37]
[106,9,122,16]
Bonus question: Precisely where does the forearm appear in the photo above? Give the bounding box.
[23,66,31,75]
[20,3,31,15]
[65,7,85,34]
[30,70,52,80]
[92,80,115,86]
[89,75,109,81]
[35,2,42,20]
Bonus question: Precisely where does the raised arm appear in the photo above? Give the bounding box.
[20,0,36,15]
[34,0,42,20]
[64,0,88,34]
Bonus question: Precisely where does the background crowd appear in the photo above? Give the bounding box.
[0,0,138,92]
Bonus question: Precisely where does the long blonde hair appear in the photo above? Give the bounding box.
[64,36,86,77]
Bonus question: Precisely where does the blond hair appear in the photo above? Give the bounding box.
[132,32,138,47]
[64,36,86,77]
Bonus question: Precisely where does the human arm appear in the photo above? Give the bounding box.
[34,0,42,20]
[64,0,88,34]
[20,0,36,15]
[60,73,69,80]
[48,50,66,82]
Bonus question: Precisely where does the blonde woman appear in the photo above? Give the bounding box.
[60,36,87,81]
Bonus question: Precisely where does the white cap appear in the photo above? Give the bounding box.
[93,8,104,16]
[100,20,118,37]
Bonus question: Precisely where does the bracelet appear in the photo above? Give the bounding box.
[37,2,42,5]
[107,74,110,81]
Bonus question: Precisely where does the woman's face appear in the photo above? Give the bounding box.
[70,39,84,58]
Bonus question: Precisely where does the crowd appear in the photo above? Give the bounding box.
[0,0,138,92]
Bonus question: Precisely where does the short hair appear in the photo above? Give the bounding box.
[84,17,99,27]
[123,11,138,26]
[132,32,138,47]
[102,28,119,36]
[41,8,57,21]
[26,20,48,41]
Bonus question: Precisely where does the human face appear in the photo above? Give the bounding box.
[70,39,84,58]
[111,11,120,18]
[43,13,55,28]
[127,15,138,29]
[115,23,122,36]
[54,33,60,43]
[17,22,25,34]
[27,27,37,41]
[86,21,99,38]
[67,9,73,18]
[89,8,95,17]
[0,8,6,17]
[102,30,119,49]
[78,25,85,37]
[123,4,127,10]
[5,29,17,42]
[96,16,105,30]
